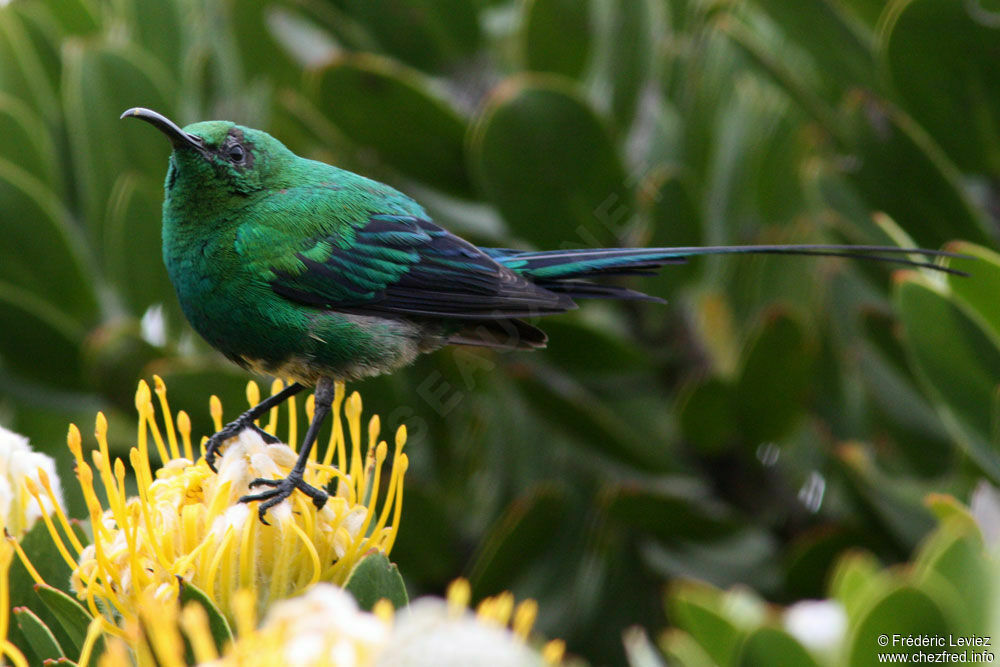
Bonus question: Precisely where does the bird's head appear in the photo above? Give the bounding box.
[121,107,295,207]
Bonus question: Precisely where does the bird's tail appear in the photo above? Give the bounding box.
[485,244,965,302]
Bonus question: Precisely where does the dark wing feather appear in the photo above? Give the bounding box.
[269,215,574,319]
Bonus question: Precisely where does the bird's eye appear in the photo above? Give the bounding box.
[227,144,246,163]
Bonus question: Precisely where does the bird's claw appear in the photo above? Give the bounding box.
[204,421,281,472]
[239,472,328,525]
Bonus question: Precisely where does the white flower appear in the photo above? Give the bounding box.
[377,599,547,667]
[783,599,847,653]
[0,424,64,536]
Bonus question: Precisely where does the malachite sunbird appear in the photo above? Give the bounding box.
[122,107,963,523]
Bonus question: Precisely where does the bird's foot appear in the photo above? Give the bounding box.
[239,470,328,525]
[204,420,281,472]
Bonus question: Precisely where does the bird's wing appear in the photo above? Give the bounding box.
[251,213,573,319]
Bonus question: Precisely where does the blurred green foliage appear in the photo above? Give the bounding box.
[0,0,998,663]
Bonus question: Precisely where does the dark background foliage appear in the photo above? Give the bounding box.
[1,0,999,663]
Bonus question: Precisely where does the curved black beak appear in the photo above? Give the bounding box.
[121,107,206,152]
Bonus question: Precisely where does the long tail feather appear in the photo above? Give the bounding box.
[490,245,967,279]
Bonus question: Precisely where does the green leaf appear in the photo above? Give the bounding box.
[895,274,1000,480]
[537,318,645,374]
[178,581,233,650]
[34,584,95,658]
[603,478,740,542]
[0,282,85,389]
[102,173,180,322]
[0,6,60,122]
[309,54,472,198]
[737,627,819,667]
[912,517,990,633]
[469,76,630,248]
[829,551,887,619]
[605,0,656,128]
[62,41,175,241]
[667,583,748,666]
[881,0,1000,175]
[343,552,409,611]
[0,159,96,324]
[522,0,592,80]
[13,605,64,661]
[943,243,1000,346]
[678,378,737,453]
[340,0,480,72]
[0,92,57,186]
[468,483,568,593]
[751,0,876,98]
[842,95,992,248]
[734,310,815,445]
[847,586,954,666]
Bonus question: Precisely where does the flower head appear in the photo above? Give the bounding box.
[53,376,407,623]
[0,425,64,537]
[101,579,565,667]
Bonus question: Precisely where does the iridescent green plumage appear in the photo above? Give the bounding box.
[123,107,961,521]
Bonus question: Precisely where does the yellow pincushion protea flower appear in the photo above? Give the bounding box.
[94,579,565,667]
[40,376,407,625]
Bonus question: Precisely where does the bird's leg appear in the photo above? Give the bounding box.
[239,377,335,525]
[204,382,305,472]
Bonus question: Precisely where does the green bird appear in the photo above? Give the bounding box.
[122,107,961,523]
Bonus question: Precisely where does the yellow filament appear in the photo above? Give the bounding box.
[543,639,566,664]
[21,478,78,573]
[203,526,235,602]
[77,615,106,667]
[177,410,194,461]
[289,520,322,589]
[8,537,45,586]
[246,381,261,420]
[153,375,181,460]
[287,386,298,448]
[232,589,256,639]
[513,599,538,639]
[0,641,27,667]
[346,392,363,484]
[37,467,84,555]
[447,578,471,616]
[210,395,223,432]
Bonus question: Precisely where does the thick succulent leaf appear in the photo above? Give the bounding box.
[522,0,592,80]
[736,627,819,667]
[339,0,480,72]
[846,586,953,666]
[0,282,86,388]
[942,243,1000,345]
[343,552,409,610]
[468,483,568,593]
[62,41,175,242]
[733,310,815,446]
[0,160,96,324]
[602,477,740,542]
[102,173,180,323]
[895,274,1000,480]
[469,76,630,248]
[33,584,94,658]
[881,0,1000,175]
[514,369,674,471]
[45,0,100,35]
[125,0,184,76]
[667,583,754,666]
[0,5,61,122]
[309,54,472,198]
[0,92,57,186]
[751,0,876,97]
[604,0,657,129]
[13,605,64,662]
[842,95,992,248]
[912,517,991,633]
[828,551,888,619]
[178,581,234,649]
